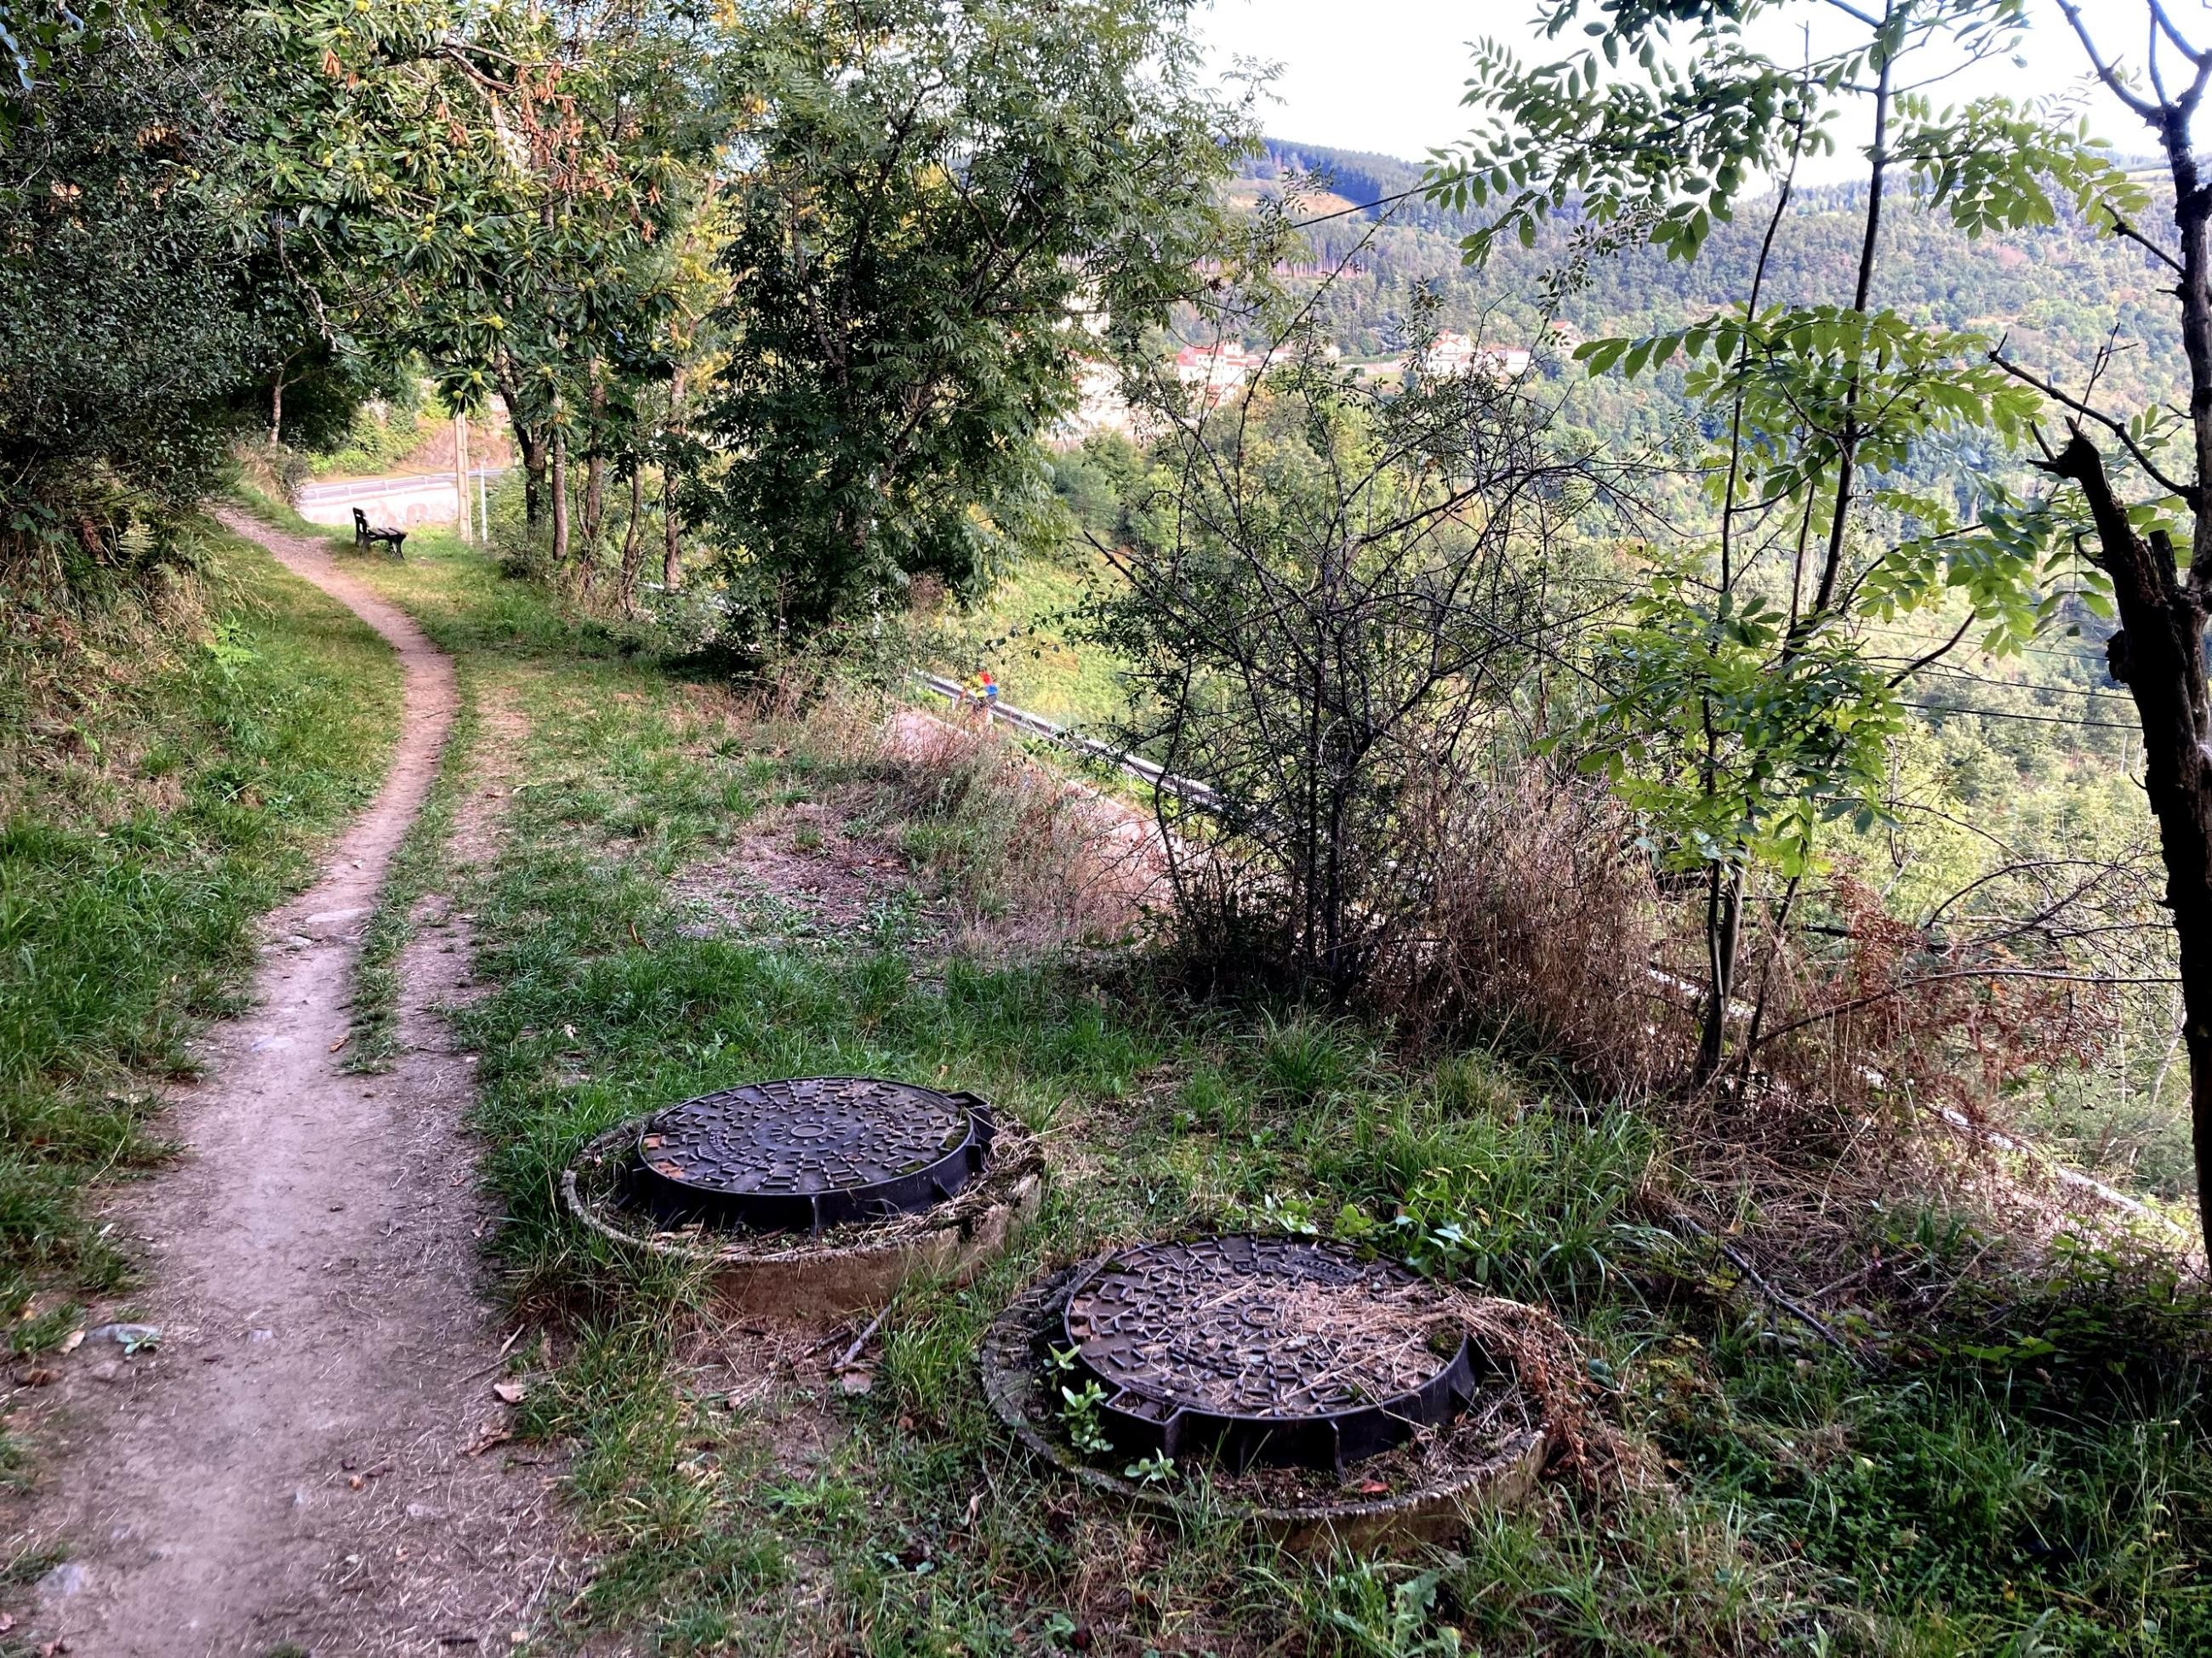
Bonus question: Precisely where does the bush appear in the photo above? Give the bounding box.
[1089,329,1620,1004]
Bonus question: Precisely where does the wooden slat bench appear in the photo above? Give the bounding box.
[351,507,407,559]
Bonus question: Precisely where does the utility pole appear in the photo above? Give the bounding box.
[453,412,471,544]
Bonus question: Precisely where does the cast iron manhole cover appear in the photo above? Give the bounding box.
[626,1077,993,1234]
[1058,1235,1480,1472]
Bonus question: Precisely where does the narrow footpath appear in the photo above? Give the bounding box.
[7,512,574,1655]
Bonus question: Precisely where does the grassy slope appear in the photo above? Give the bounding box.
[938,545,1126,730]
[317,529,2210,1658]
[0,521,402,1345]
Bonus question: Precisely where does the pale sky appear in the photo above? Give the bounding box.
[1196,1,2158,178]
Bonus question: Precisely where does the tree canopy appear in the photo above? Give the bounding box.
[698,0,1248,645]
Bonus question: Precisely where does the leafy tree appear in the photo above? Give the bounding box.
[246,0,718,559]
[698,0,1250,647]
[1434,2,2150,1102]
[0,0,149,106]
[1,16,304,605]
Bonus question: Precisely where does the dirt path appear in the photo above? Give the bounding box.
[4,514,577,1655]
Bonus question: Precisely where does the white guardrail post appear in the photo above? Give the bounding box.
[908,672,1219,810]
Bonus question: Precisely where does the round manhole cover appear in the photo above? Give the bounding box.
[627,1077,993,1233]
[1059,1235,1480,1472]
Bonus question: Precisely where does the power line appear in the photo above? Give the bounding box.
[1907,663,2134,707]
[1543,577,2121,669]
[1284,183,1434,231]
[1901,699,2140,732]
[1856,622,2112,666]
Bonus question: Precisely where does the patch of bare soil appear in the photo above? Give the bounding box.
[670,705,1166,966]
[0,513,590,1656]
[669,789,955,951]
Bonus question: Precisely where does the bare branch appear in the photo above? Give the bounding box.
[1990,350,2200,504]
[2055,0,2162,120]
[2149,0,2211,69]
[1884,617,1972,688]
[2108,207,2186,277]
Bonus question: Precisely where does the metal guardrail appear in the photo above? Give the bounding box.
[909,671,1221,811]
[295,467,506,504]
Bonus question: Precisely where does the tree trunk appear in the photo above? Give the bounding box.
[1694,863,1745,1086]
[584,453,606,551]
[550,429,570,567]
[2039,433,2212,1249]
[269,372,285,448]
[619,468,645,616]
[516,425,548,531]
[1808,45,1892,621]
[583,364,607,551]
[496,361,547,533]
[452,413,470,545]
[662,363,688,591]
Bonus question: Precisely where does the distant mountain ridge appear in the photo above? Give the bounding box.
[1246,137,1478,237]
[1231,136,2180,417]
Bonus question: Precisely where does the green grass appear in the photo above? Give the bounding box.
[317,530,2212,1657]
[342,691,473,1072]
[0,520,402,1332]
[939,544,1126,728]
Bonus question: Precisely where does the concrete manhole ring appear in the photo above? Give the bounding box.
[981,1262,1548,1556]
[562,1112,1045,1318]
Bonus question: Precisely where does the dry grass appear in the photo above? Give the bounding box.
[1453,1290,1640,1499]
[881,708,1162,950]
[1383,762,1686,1097]
[2,533,231,810]
[720,667,1159,959]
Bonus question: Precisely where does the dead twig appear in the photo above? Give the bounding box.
[1665,1209,1861,1361]
[836,1311,886,1372]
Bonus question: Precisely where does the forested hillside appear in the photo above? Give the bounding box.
[1247,136,2177,421]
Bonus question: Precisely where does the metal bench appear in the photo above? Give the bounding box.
[351,507,407,559]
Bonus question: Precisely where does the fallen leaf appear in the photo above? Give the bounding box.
[349,1473,365,1491]
[466,1425,513,1457]
[0,1611,14,1633]
[837,1367,873,1395]
[328,1034,350,1053]
[492,1378,527,1404]
[58,1330,83,1354]
[1355,1479,1389,1496]
[19,1367,56,1387]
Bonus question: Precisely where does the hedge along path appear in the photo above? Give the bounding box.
[9,510,579,1655]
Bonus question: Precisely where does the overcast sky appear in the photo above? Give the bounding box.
[1195,1,2157,177]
